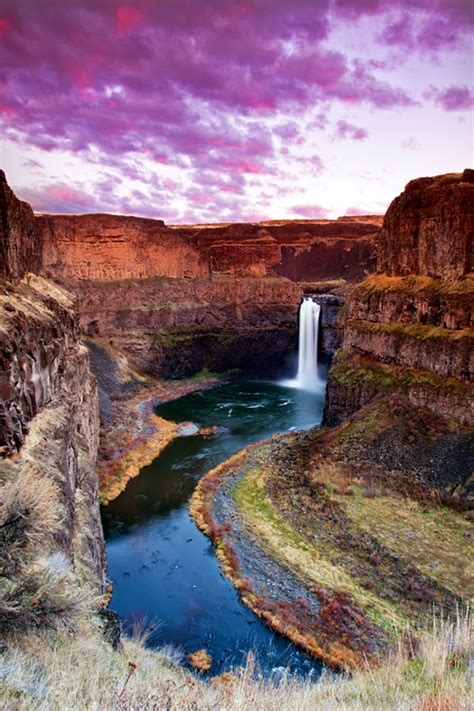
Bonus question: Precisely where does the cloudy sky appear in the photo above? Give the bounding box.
[0,0,472,223]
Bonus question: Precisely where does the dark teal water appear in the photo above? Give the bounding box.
[102,378,327,677]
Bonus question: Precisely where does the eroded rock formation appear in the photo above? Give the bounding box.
[324,170,474,428]
[0,170,41,281]
[37,212,380,282]
[75,276,302,377]
[0,177,105,600]
[377,169,473,279]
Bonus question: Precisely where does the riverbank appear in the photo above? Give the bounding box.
[190,396,473,671]
[98,376,223,505]
[87,338,227,504]
[2,609,471,710]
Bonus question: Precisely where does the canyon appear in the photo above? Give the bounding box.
[35,207,379,378]
[0,168,472,694]
[190,169,473,667]
[325,169,473,429]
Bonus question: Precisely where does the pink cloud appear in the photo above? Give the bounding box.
[335,119,368,140]
[0,18,10,37]
[344,206,376,215]
[0,1,471,221]
[291,204,330,218]
[116,6,143,34]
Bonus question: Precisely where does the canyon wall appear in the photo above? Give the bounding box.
[34,206,380,376]
[0,180,105,596]
[0,170,41,281]
[324,170,474,427]
[37,213,380,282]
[75,276,302,377]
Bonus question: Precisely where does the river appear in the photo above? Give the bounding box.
[102,376,327,677]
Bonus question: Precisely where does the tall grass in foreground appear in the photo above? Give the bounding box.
[1,609,471,710]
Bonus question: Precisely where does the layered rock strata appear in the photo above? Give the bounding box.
[377,170,473,279]
[37,213,381,283]
[325,171,474,428]
[74,276,302,377]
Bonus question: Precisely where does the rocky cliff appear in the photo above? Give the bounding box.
[324,170,474,429]
[37,212,380,282]
[377,170,473,279]
[0,178,106,629]
[30,194,382,378]
[74,276,302,377]
[0,274,105,595]
[0,170,41,281]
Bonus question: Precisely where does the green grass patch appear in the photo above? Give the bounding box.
[232,465,410,638]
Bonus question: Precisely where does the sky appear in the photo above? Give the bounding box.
[0,0,472,223]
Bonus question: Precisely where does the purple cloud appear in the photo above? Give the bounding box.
[0,0,471,220]
[335,120,368,140]
[428,84,474,110]
[291,204,330,218]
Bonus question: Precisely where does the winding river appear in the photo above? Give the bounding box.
[102,376,327,677]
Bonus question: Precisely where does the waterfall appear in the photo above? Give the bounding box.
[296,298,321,388]
[279,297,323,392]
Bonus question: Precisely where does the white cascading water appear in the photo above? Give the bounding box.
[279,297,323,392]
[296,298,321,389]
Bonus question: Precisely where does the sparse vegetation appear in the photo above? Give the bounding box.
[190,397,473,675]
[0,611,471,709]
[0,468,95,636]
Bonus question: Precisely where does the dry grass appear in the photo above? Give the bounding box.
[0,611,471,710]
[188,649,213,672]
[0,468,92,635]
[99,414,179,504]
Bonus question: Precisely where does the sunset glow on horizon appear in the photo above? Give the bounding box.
[0,0,472,223]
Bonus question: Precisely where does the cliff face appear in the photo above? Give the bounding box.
[1,175,105,607]
[325,171,474,428]
[38,214,209,281]
[75,276,302,377]
[377,169,473,279]
[0,171,41,281]
[33,209,380,377]
[37,212,380,283]
[0,274,105,591]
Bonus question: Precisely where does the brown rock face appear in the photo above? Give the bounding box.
[325,170,474,428]
[36,212,380,283]
[0,275,80,454]
[0,274,104,590]
[0,171,41,281]
[38,213,209,281]
[74,276,302,378]
[34,207,380,377]
[377,169,474,279]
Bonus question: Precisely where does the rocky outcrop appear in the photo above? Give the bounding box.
[74,276,302,377]
[377,169,474,279]
[0,275,79,454]
[325,171,474,428]
[0,274,104,591]
[0,171,41,281]
[36,212,380,283]
[38,214,209,281]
